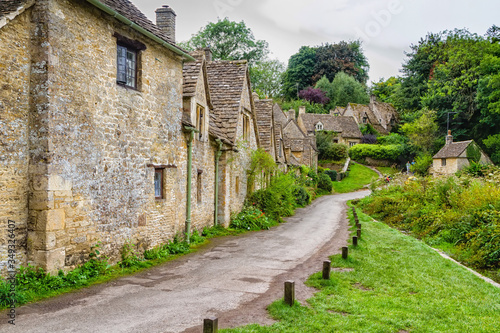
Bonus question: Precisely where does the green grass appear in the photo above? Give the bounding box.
[332,163,379,193]
[223,209,500,333]
[376,166,399,176]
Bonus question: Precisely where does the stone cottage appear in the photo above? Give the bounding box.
[296,108,363,147]
[0,0,261,274]
[341,96,398,135]
[431,131,492,175]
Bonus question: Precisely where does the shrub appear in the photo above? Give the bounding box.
[293,185,311,207]
[410,154,433,176]
[325,170,337,181]
[317,173,333,192]
[324,143,349,161]
[230,206,275,230]
[349,144,404,162]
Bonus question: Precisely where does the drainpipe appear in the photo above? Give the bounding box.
[185,126,198,243]
[214,139,223,226]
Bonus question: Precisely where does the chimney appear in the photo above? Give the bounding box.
[156,5,176,43]
[204,47,212,62]
[370,95,376,105]
[298,106,306,115]
[287,109,296,121]
[252,92,260,101]
[446,130,453,145]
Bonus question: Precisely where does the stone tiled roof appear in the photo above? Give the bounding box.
[209,114,232,145]
[0,0,31,19]
[288,154,301,166]
[206,60,249,144]
[346,103,388,135]
[336,116,363,139]
[433,141,472,159]
[273,104,288,127]
[254,99,274,153]
[299,114,342,133]
[182,60,202,97]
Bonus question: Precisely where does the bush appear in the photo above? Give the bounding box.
[325,170,337,181]
[349,144,404,162]
[324,143,349,161]
[410,154,433,176]
[293,185,311,207]
[317,173,333,192]
[230,206,275,230]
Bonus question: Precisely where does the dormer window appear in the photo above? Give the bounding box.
[362,115,368,124]
[316,122,324,131]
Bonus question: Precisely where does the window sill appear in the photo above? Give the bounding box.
[117,82,141,92]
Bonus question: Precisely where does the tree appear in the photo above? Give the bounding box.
[483,134,500,165]
[249,59,285,99]
[180,18,269,65]
[400,109,439,154]
[315,72,369,108]
[282,41,369,100]
[370,77,401,105]
[298,87,329,105]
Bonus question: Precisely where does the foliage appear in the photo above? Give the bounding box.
[298,87,329,105]
[315,72,370,108]
[180,18,269,65]
[400,109,439,154]
[361,134,377,144]
[359,123,379,136]
[316,131,348,161]
[317,173,333,192]
[466,142,482,163]
[282,42,369,100]
[410,154,433,176]
[119,241,143,268]
[331,163,379,193]
[293,186,311,207]
[249,59,286,98]
[324,170,338,182]
[370,76,401,104]
[359,171,500,272]
[279,99,328,115]
[247,148,276,194]
[377,133,408,145]
[483,134,500,164]
[230,206,275,231]
[349,144,405,162]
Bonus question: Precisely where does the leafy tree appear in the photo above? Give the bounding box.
[316,131,348,161]
[400,109,439,154]
[180,18,269,65]
[282,46,317,100]
[282,41,369,100]
[315,72,369,108]
[298,87,329,105]
[249,59,285,98]
[370,76,401,105]
[483,134,500,165]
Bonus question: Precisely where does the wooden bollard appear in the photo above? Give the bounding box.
[353,236,358,246]
[357,228,361,238]
[284,280,295,306]
[203,317,218,333]
[322,260,331,280]
[342,246,348,259]
[354,215,359,224]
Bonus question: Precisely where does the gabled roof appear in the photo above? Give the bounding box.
[335,116,363,139]
[206,60,252,144]
[254,99,274,154]
[283,119,307,140]
[346,103,388,135]
[273,104,289,127]
[433,141,473,159]
[182,58,213,109]
[298,114,342,133]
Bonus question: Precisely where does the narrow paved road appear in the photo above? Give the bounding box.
[2,191,369,333]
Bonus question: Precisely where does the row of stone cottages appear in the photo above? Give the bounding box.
[0,0,322,274]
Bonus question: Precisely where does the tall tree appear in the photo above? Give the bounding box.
[400,109,439,154]
[281,46,317,100]
[315,72,369,108]
[249,59,285,99]
[180,18,269,65]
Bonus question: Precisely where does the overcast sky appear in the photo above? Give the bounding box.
[134,0,498,83]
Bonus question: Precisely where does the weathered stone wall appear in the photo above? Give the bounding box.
[0,8,32,272]
[25,0,188,272]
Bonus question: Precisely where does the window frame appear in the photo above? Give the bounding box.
[117,44,137,89]
[315,122,324,131]
[196,104,205,141]
[441,158,447,167]
[154,168,164,200]
[197,169,203,204]
[114,32,146,90]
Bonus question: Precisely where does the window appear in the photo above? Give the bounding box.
[278,139,283,158]
[349,142,356,147]
[197,170,203,203]
[154,168,164,199]
[117,45,137,88]
[235,176,240,195]
[441,158,447,167]
[362,115,368,124]
[315,122,324,131]
[242,113,250,140]
[196,105,205,140]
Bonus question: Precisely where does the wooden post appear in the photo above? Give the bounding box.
[356,223,361,229]
[353,236,358,246]
[357,228,361,238]
[203,317,218,333]
[284,280,295,306]
[342,246,348,259]
[322,260,331,280]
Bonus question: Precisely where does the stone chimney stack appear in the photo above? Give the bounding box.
[287,109,296,121]
[370,94,377,105]
[156,5,176,43]
[252,92,260,101]
[298,106,306,115]
[446,130,453,145]
[204,47,212,62]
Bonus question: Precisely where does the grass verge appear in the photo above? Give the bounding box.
[223,208,500,332]
[332,163,379,193]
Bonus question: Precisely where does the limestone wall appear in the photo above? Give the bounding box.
[0,9,32,272]
[25,0,188,271]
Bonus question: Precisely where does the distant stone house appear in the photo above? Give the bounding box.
[296,109,363,147]
[272,106,318,168]
[342,96,398,135]
[0,0,259,274]
[431,131,492,175]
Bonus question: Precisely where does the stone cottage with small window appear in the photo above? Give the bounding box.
[431,131,492,175]
[0,0,260,274]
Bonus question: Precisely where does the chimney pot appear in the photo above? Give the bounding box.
[287,109,296,121]
[299,106,306,115]
[446,130,453,145]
